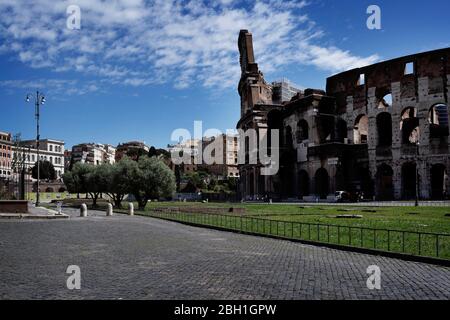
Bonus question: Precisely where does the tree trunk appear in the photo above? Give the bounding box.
[91,193,99,208]
[136,196,147,211]
[114,194,123,209]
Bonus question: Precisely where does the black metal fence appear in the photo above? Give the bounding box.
[147,210,450,260]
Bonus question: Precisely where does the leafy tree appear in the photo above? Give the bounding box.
[174,164,181,192]
[149,146,170,159]
[106,157,137,208]
[31,160,56,181]
[148,146,157,157]
[126,148,148,161]
[85,164,111,207]
[129,157,176,210]
[62,162,93,201]
[181,169,222,193]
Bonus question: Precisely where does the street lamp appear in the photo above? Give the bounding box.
[415,141,420,207]
[26,91,45,207]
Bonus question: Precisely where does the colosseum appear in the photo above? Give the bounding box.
[236,29,450,201]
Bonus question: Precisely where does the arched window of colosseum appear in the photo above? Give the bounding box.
[285,126,293,147]
[431,164,447,200]
[296,120,309,143]
[376,164,394,200]
[404,62,414,75]
[267,110,282,156]
[357,74,365,86]
[336,119,348,143]
[376,112,392,146]
[378,94,392,109]
[400,107,419,144]
[314,168,329,199]
[428,104,449,138]
[353,115,368,144]
[298,170,310,198]
[401,162,417,200]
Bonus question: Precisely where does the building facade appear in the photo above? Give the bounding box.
[16,139,66,180]
[115,141,149,161]
[0,131,12,180]
[71,143,116,166]
[236,29,450,201]
[201,134,240,179]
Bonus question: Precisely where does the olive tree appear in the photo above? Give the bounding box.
[106,157,137,208]
[129,157,176,210]
[62,162,108,207]
[85,163,111,207]
[62,162,92,196]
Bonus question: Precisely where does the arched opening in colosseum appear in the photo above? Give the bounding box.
[258,175,265,198]
[249,172,255,197]
[428,104,449,139]
[317,117,334,143]
[400,107,419,144]
[315,168,329,199]
[431,164,447,200]
[353,115,368,144]
[336,119,348,143]
[45,187,54,193]
[376,164,393,200]
[401,162,417,200]
[298,170,310,198]
[296,120,309,142]
[404,62,414,75]
[284,126,294,147]
[378,94,392,109]
[357,167,373,198]
[280,126,296,198]
[267,110,283,156]
[376,112,392,146]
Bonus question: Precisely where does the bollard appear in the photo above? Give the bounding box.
[128,202,134,216]
[57,201,63,215]
[80,203,87,217]
[106,203,113,216]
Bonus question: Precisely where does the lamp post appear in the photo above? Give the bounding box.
[26,91,45,207]
[415,141,420,207]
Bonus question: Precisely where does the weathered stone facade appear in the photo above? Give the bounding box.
[237,29,450,201]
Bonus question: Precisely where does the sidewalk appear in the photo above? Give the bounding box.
[0,205,69,220]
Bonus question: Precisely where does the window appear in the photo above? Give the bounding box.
[49,145,53,152]
[296,120,309,142]
[378,93,392,109]
[400,107,419,144]
[428,103,449,138]
[404,62,414,75]
[358,74,365,86]
[354,115,369,144]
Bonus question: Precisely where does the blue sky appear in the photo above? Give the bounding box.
[0,0,448,149]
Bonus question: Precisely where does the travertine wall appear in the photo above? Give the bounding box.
[237,28,449,201]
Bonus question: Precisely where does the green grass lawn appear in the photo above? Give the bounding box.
[141,202,450,234]
[56,199,450,259]
[139,202,450,260]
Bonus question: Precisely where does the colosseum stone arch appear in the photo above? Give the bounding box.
[236,29,450,201]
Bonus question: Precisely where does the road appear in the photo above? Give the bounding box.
[0,208,449,299]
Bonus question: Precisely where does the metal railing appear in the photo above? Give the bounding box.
[146,210,450,260]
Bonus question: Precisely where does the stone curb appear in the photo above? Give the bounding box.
[0,214,69,219]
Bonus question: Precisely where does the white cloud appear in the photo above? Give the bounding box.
[0,0,379,91]
[0,79,100,96]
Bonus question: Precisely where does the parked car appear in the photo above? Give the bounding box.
[335,191,360,202]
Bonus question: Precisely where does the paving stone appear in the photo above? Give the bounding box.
[0,208,449,300]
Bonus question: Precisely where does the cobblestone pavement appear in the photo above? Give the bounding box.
[0,208,449,300]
